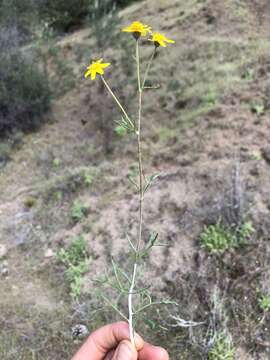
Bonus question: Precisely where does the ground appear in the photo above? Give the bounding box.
[1,0,270,359]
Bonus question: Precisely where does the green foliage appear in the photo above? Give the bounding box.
[208,332,235,360]
[201,221,254,253]
[236,221,255,243]
[251,103,265,116]
[84,171,94,187]
[52,158,61,168]
[0,0,39,42]
[114,125,127,137]
[242,67,254,81]
[40,0,89,32]
[0,50,51,136]
[39,0,138,33]
[23,196,37,208]
[70,200,88,223]
[57,235,90,298]
[258,295,270,311]
[250,150,263,161]
[202,90,218,105]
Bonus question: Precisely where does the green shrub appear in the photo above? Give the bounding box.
[57,235,90,298]
[40,0,89,32]
[89,0,139,20]
[70,200,88,223]
[200,221,254,253]
[258,295,270,311]
[0,0,39,43]
[0,49,51,136]
[208,332,235,360]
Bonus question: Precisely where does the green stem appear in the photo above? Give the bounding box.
[128,39,145,348]
[101,76,134,130]
[142,49,156,89]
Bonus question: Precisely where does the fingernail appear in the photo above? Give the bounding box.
[134,333,144,349]
[116,341,134,360]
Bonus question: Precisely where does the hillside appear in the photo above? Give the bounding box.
[1,0,270,359]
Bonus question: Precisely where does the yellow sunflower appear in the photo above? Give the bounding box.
[151,32,175,47]
[122,21,151,39]
[84,59,111,80]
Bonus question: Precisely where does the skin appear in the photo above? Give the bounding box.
[71,322,169,360]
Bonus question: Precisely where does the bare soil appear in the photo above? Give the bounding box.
[1,0,270,359]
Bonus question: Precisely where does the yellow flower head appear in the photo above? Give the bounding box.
[151,32,175,47]
[122,21,151,39]
[84,59,111,80]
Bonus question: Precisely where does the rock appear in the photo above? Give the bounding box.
[44,248,55,258]
[72,324,89,339]
[0,244,7,259]
[1,267,9,277]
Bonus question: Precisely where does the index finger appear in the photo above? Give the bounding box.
[139,342,169,360]
[72,322,144,360]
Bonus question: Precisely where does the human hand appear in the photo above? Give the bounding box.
[71,321,169,360]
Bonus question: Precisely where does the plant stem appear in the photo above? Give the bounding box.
[101,76,134,130]
[142,49,156,90]
[128,39,144,347]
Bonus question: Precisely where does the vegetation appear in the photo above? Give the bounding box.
[208,332,235,360]
[70,200,88,223]
[0,45,51,136]
[57,235,90,298]
[258,295,270,312]
[200,221,254,253]
[84,21,176,345]
[1,0,270,359]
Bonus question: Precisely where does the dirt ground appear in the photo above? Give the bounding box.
[1,0,270,359]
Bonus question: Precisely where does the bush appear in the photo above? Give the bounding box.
[57,235,90,298]
[0,0,39,43]
[0,28,51,136]
[40,0,140,32]
[40,0,90,32]
[200,221,254,253]
[208,332,235,360]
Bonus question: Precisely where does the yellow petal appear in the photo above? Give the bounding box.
[96,68,104,75]
[84,69,91,78]
[100,62,111,69]
[91,71,96,80]
[166,39,175,44]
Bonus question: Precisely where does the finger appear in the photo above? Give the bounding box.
[104,349,115,360]
[138,342,169,360]
[112,340,137,360]
[71,322,144,360]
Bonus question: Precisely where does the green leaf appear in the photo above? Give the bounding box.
[140,232,159,258]
[143,173,161,194]
[115,125,127,137]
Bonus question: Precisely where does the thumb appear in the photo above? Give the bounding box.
[112,340,137,360]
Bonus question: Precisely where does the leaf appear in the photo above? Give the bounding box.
[143,173,161,194]
[140,232,159,258]
[115,125,127,137]
[115,116,135,133]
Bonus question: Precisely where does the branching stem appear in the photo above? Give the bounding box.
[101,40,155,348]
[101,76,134,130]
[128,39,145,347]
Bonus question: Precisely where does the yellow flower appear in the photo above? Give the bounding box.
[84,59,111,80]
[122,21,151,39]
[151,32,175,47]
